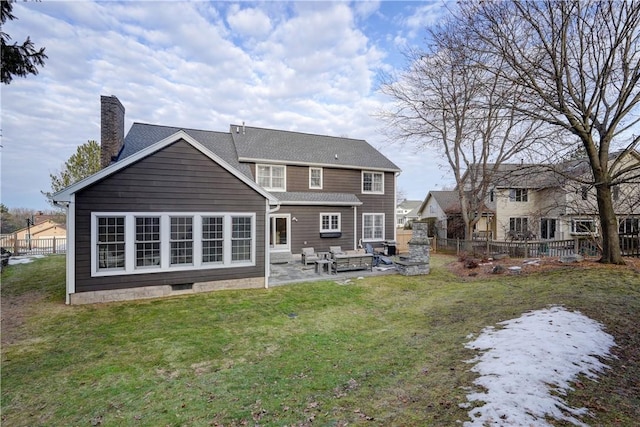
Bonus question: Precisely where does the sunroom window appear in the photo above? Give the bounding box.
[232,216,252,262]
[202,216,224,263]
[97,216,125,270]
[92,212,255,277]
[170,216,193,266]
[135,216,160,268]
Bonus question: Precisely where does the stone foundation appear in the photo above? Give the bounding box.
[69,277,265,304]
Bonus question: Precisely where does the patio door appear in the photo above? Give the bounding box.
[269,214,290,251]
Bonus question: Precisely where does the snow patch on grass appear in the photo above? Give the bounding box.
[463,305,615,427]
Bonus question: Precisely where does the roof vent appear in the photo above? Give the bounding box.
[242,121,245,135]
[335,154,338,160]
[236,126,240,133]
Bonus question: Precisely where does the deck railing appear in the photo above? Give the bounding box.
[435,234,640,258]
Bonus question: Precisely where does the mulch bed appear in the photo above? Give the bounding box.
[443,253,640,280]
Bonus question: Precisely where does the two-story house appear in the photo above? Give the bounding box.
[52,96,400,304]
[396,200,422,228]
[490,157,639,241]
[419,154,639,243]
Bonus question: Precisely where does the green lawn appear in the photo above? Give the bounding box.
[1,254,639,426]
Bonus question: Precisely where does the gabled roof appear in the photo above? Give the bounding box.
[418,190,494,216]
[13,219,66,235]
[420,191,462,215]
[397,200,422,210]
[229,124,400,172]
[52,130,278,204]
[463,149,640,190]
[463,163,563,190]
[120,123,252,177]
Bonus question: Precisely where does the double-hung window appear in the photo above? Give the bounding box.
[136,216,160,268]
[320,213,341,232]
[362,171,384,194]
[509,188,528,202]
[572,219,596,234]
[509,217,528,233]
[232,216,252,262]
[619,217,639,234]
[97,216,125,270]
[309,167,323,189]
[257,164,285,191]
[170,216,193,265]
[92,212,255,276]
[363,213,384,241]
[202,216,224,263]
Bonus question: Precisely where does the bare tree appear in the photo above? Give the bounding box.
[379,20,546,247]
[459,0,640,264]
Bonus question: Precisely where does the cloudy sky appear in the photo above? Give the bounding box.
[1,0,454,211]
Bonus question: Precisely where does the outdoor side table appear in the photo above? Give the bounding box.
[315,259,333,274]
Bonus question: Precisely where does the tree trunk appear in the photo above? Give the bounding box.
[595,184,625,264]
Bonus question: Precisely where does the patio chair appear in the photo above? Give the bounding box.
[301,247,320,266]
[329,246,345,257]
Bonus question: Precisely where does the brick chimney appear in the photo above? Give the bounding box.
[100,95,125,168]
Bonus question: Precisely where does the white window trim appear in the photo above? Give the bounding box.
[571,218,597,235]
[509,188,528,202]
[91,212,255,277]
[362,213,385,242]
[256,164,286,192]
[320,212,341,232]
[309,167,323,189]
[362,171,384,194]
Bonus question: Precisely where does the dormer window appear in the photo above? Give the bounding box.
[257,164,286,191]
[362,171,384,194]
[309,167,323,189]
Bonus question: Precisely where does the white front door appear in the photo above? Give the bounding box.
[269,214,290,251]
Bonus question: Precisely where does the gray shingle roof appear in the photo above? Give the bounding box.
[121,123,252,177]
[230,124,400,171]
[120,123,400,179]
[397,200,422,210]
[429,191,463,213]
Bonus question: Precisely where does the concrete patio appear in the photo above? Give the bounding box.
[268,255,398,286]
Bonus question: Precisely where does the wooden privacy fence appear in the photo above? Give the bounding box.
[395,229,412,254]
[0,235,67,255]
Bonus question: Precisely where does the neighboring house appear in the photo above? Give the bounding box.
[52,95,401,304]
[4,219,67,249]
[417,191,494,240]
[419,152,640,242]
[396,200,422,228]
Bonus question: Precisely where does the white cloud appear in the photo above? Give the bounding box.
[226,6,272,38]
[1,1,449,210]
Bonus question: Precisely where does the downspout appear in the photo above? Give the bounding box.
[265,201,281,289]
[353,205,358,250]
[394,172,399,242]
